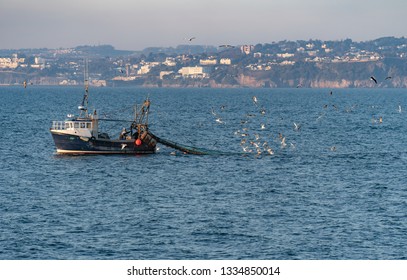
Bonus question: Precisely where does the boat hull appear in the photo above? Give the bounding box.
[50,131,156,155]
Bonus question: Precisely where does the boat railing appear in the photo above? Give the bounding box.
[51,121,66,130]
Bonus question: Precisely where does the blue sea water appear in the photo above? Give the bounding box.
[1,86,407,260]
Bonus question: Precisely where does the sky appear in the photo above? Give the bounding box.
[0,0,406,51]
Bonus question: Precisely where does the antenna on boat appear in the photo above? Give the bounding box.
[79,59,89,117]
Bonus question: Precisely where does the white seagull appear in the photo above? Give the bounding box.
[252,96,258,106]
[293,122,301,131]
[215,118,224,124]
[281,137,287,148]
[266,148,274,155]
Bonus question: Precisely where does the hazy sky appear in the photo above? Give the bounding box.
[1,0,406,50]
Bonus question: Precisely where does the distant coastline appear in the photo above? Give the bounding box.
[1,37,406,88]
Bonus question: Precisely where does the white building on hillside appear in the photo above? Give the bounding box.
[200,59,217,65]
[178,66,210,78]
[0,54,25,69]
[220,58,231,65]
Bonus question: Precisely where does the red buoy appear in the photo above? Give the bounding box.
[135,139,142,146]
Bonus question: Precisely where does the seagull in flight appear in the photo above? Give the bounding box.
[121,144,128,150]
[316,113,325,121]
[280,137,287,148]
[266,148,274,155]
[370,76,378,84]
[293,122,301,131]
[252,96,258,106]
[215,118,224,124]
[187,37,196,41]
[385,76,392,80]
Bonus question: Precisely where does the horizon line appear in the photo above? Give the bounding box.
[1,35,406,52]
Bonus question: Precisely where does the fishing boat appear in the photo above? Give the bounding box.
[50,82,156,155]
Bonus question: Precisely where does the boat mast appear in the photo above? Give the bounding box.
[134,98,150,125]
[79,59,89,118]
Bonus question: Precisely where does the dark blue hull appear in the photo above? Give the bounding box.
[50,131,156,155]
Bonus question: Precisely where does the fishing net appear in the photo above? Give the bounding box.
[150,133,233,155]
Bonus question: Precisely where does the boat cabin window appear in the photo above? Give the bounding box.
[68,122,91,129]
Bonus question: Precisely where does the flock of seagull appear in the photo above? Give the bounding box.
[208,79,402,157]
[210,95,281,157]
[179,38,398,158]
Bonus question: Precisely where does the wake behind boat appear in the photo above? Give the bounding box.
[50,84,156,155]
